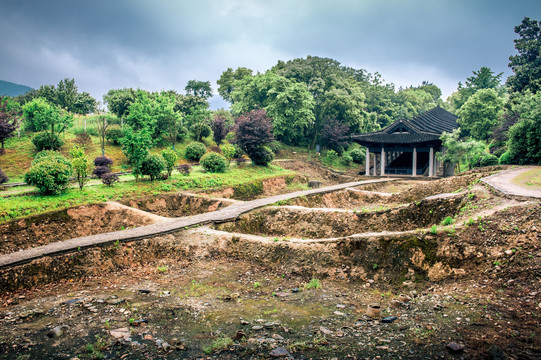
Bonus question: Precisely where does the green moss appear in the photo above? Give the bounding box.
[232,180,264,200]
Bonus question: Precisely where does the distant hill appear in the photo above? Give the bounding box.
[0,80,33,97]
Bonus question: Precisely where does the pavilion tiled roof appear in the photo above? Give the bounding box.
[350,106,458,146]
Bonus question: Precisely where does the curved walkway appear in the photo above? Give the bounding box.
[482,166,541,199]
[0,178,396,269]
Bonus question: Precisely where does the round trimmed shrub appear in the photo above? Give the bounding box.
[0,169,8,184]
[190,123,212,140]
[33,150,65,164]
[220,143,236,161]
[185,142,207,161]
[105,126,123,145]
[141,154,165,181]
[93,156,113,167]
[92,166,111,179]
[32,132,64,151]
[200,152,228,173]
[101,173,120,187]
[25,153,72,195]
[350,148,365,164]
[479,154,499,167]
[249,146,274,166]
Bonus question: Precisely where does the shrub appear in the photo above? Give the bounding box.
[190,123,212,141]
[33,150,65,164]
[93,166,111,179]
[341,152,353,166]
[234,109,274,154]
[141,154,165,181]
[200,152,229,173]
[177,164,191,176]
[236,157,248,166]
[93,156,113,167]
[32,132,64,151]
[185,142,207,161]
[25,152,72,195]
[350,148,365,164]
[324,149,338,164]
[221,143,236,162]
[211,115,230,145]
[249,146,274,166]
[105,126,123,145]
[0,168,8,184]
[499,150,513,165]
[101,173,119,187]
[70,145,89,191]
[268,141,282,153]
[210,145,222,154]
[161,148,178,177]
[73,133,93,148]
[479,154,499,167]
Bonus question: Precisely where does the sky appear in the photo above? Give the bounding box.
[1,0,540,109]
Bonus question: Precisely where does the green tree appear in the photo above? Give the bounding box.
[94,114,117,156]
[0,97,19,154]
[70,145,89,190]
[507,17,541,94]
[447,67,504,112]
[185,80,213,99]
[25,151,73,195]
[161,148,178,177]
[23,98,73,148]
[103,88,137,121]
[121,127,153,181]
[439,129,487,171]
[507,91,541,164]
[217,67,253,102]
[457,89,505,140]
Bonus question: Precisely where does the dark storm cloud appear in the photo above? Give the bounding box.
[1,0,540,107]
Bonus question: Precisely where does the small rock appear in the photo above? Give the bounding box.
[291,288,300,293]
[334,311,346,316]
[252,325,263,331]
[139,289,151,294]
[234,330,246,340]
[110,328,130,340]
[272,334,284,340]
[381,316,398,323]
[240,320,250,325]
[308,180,322,188]
[47,326,63,338]
[319,326,333,335]
[161,341,171,351]
[270,347,290,357]
[390,299,403,308]
[336,304,346,309]
[505,250,513,255]
[446,342,464,354]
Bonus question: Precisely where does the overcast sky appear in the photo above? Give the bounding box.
[1,0,539,109]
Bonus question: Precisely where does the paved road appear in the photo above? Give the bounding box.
[482,166,541,199]
[0,178,396,269]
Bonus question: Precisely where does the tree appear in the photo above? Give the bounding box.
[507,91,541,164]
[507,17,541,94]
[161,148,178,177]
[319,117,350,153]
[439,129,487,171]
[234,109,274,160]
[103,88,137,120]
[447,67,504,112]
[141,154,165,181]
[70,145,89,190]
[211,114,230,145]
[94,114,116,156]
[24,151,73,195]
[217,67,253,102]
[457,89,505,140]
[185,80,213,99]
[120,127,153,181]
[22,98,73,148]
[0,97,19,154]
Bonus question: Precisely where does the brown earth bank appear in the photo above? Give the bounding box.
[0,202,161,255]
[122,193,236,217]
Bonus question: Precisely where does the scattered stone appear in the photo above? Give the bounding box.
[270,347,290,357]
[274,292,290,298]
[381,316,398,323]
[488,345,506,360]
[106,298,124,305]
[272,334,284,340]
[240,320,250,325]
[446,342,464,354]
[366,303,381,318]
[234,331,246,340]
[390,299,403,308]
[110,328,130,340]
[138,289,151,294]
[291,288,300,293]
[47,326,63,338]
[252,326,263,331]
[336,304,346,309]
[64,299,83,305]
[319,327,333,335]
[308,180,322,188]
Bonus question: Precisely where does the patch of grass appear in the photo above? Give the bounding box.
[511,167,541,190]
[429,225,438,234]
[157,265,168,273]
[303,278,321,290]
[253,281,261,289]
[440,216,455,226]
[203,335,233,355]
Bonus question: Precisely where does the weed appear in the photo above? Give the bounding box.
[493,261,501,266]
[157,265,168,273]
[113,240,120,250]
[430,225,438,234]
[253,281,261,289]
[288,340,309,352]
[203,336,233,354]
[372,264,379,270]
[464,218,474,226]
[128,318,135,325]
[303,278,321,290]
[440,216,454,226]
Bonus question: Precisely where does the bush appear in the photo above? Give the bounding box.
[268,141,282,153]
[176,126,189,141]
[190,123,212,141]
[220,143,236,162]
[249,146,274,166]
[101,173,119,187]
[185,142,207,161]
[92,166,111,179]
[234,109,274,154]
[177,164,191,176]
[499,150,514,165]
[33,150,65,164]
[73,133,93,148]
[479,154,499,167]
[93,156,113,167]
[105,126,123,145]
[32,132,64,151]
[161,148,178,177]
[341,152,353,166]
[24,152,72,195]
[141,154,165,181]
[324,149,338,164]
[236,157,248,166]
[350,148,365,164]
[0,168,8,184]
[200,152,228,173]
[210,145,222,154]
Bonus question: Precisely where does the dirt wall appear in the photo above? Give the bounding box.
[123,193,234,217]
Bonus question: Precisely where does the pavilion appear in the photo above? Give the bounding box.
[350,107,458,177]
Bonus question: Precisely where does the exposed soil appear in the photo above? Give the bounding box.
[0,202,161,255]
[0,164,539,359]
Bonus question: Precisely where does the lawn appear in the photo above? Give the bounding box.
[0,164,293,223]
[511,167,541,190]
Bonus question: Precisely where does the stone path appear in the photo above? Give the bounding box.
[482,166,541,199]
[0,178,396,269]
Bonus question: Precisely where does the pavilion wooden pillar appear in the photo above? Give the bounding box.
[373,154,377,175]
[380,147,386,176]
[429,147,434,177]
[412,147,417,176]
[365,148,370,176]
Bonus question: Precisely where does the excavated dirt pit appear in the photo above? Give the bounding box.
[122,192,235,217]
[0,202,162,255]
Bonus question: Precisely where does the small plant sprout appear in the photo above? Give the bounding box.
[303,278,321,290]
[157,265,168,273]
[253,281,261,289]
[430,225,438,234]
[440,216,455,226]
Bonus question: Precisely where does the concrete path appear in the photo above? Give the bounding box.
[482,167,541,199]
[0,178,396,269]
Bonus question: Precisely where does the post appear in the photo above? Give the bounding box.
[365,148,370,176]
[429,147,434,177]
[380,147,386,176]
[373,154,377,175]
[412,148,417,176]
